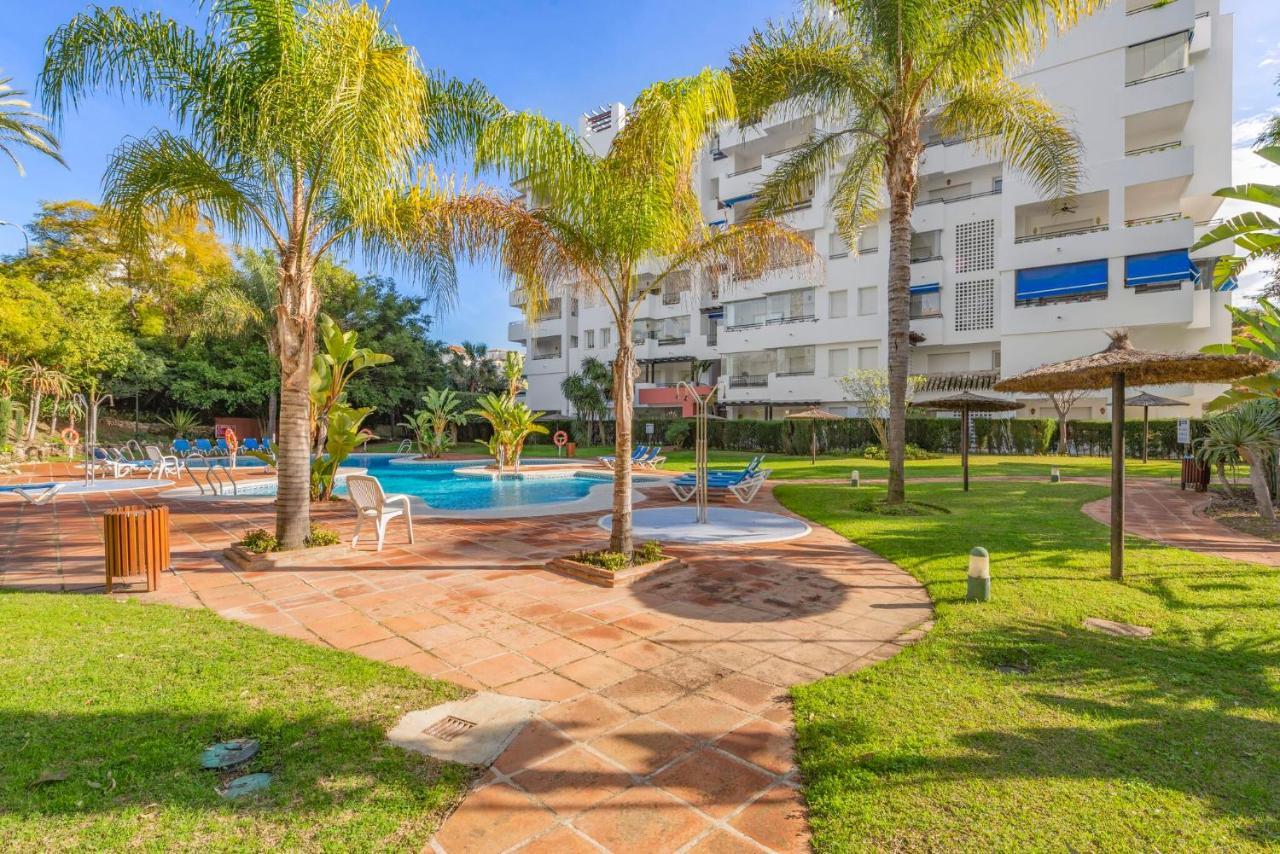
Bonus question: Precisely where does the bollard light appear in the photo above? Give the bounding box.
[1050,467,1061,483]
[850,469,860,487]
[967,547,990,602]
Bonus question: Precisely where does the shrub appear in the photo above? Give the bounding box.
[862,443,939,461]
[664,420,691,449]
[304,525,341,548]
[239,528,279,554]
[571,540,665,571]
[635,540,665,563]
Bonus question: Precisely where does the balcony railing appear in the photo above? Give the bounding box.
[1125,212,1187,228]
[728,164,763,177]
[1125,67,1188,87]
[531,352,561,361]
[1125,140,1182,156]
[776,369,815,378]
[658,336,687,346]
[725,313,817,332]
[1013,223,1109,244]
[917,187,1002,207]
[728,375,769,388]
[661,291,685,305]
[910,253,943,263]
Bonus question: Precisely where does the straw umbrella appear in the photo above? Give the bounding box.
[911,392,1024,491]
[784,407,844,464]
[995,330,1273,581]
[1126,391,1187,464]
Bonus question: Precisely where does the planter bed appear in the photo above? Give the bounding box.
[546,555,684,588]
[222,542,356,571]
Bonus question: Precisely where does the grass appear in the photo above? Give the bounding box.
[0,593,472,851]
[774,480,1280,851]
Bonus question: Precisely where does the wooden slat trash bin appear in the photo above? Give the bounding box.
[103,505,171,592]
[1180,457,1210,493]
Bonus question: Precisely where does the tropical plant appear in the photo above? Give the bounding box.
[401,386,468,458]
[42,0,499,548]
[1199,298,1280,409]
[448,341,502,393]
[309,314,393,452]
[502,350,527,399]
[311,402,376,501]
[0,76,62,175]
[560,356,611,445]
[23,361,72,442]
[158,407,201,437]
[1194,401,1280,523]
[730,0,1094,503]
[837,368,924,449]
[441,69,813,556]
[1191,146,1280,288]
[467,393,549,473]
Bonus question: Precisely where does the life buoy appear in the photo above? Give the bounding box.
[553,430,569,448]
[60,428,79,446]
[224,428,239,454]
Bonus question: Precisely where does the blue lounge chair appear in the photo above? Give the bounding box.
[671,456,764,486]
[0,481,66,505]
[634,445,666,469]
[241,438,260,451]
[597,445,647,469]
[172,438,192,456]
[91,448,139,478]
[261,438,272,452]
[216,437,230,455]
[193,439,214,456]
[670,463,771,504]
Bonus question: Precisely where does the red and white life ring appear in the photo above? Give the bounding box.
[553,430,569,448]
[224,428,239,454]
[60,427,80,446]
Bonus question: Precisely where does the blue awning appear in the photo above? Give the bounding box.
[721,193,756,207]
[910,283,940,295]
[1125,250,1199,287]
[1016,259,1109,301]
[1220,275,1239,292]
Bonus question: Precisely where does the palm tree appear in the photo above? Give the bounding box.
[442,69,813,556]
[23,361,72,442]
[448,341,501,392]
[42,1,498,548]
[561,356,611,445]
[1194,401,1279,523]
[1192,146,1280,289]
[729,0,1096,504]
[0,76,63,174]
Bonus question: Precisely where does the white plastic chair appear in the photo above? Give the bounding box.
[144,445,180,480]
[347,474,414,552]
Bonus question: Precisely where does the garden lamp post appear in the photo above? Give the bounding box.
[910,392,1024,491]
[996,330,1271,581]
[1125,391,1187,464]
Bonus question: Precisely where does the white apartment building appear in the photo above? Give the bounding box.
[510,0,1236,423]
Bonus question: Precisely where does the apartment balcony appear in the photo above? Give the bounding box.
[507,319,528,343]
[727,374,769,389]
[719,163,764,204]
[909,314,945,345]
[1123,66,1194,117]
[1124,0,1195,47]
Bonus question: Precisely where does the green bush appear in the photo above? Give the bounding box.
[304,525,341,548]
[570,549,629,571]
[239,528,279,554]
[664,420,691,449]
[863,443,940,461]
[634,540,665,563]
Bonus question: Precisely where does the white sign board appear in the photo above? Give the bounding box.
[645,422,655,437]
[1176,418,1191,445]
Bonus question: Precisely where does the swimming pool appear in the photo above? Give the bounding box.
[200,454,654,516]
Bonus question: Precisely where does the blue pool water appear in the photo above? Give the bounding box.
[227,454,640,512]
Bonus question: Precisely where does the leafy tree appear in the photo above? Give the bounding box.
[561,356,611,445]
[1047,389,1088,452]
[729,0,1094,503]
[443,69,812,556]
[837,368,923,449]
[448,341,502,393]
[22,362,73,441]
[467,392,548,473]
[309,314,392,455]
[43,0,499,548]
[0,75,62,174]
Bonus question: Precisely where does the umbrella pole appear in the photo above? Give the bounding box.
[961,404,970,492]
[1142,405,1149,464]
[1111,372,1125,581]
[811,422,817,465]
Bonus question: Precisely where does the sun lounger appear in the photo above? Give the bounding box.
[0,482,67,505]
[669,468,771,504]
[634,446,666,469]
[241,438,260,451]
[172,438,193,456]
[193,439,214,456]
[90,448,138,478]
[597,445,647,469]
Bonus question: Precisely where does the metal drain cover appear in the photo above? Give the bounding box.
[423,715,477,741]
[388,692,546,766]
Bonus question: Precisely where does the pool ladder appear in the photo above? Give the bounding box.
[180,460,238,496]
[396,439,413,454]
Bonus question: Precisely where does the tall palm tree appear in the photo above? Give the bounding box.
[442,69,813,556]
[730,0,1096,504]
[561,356,611,445]
[0,76,63,174]
[23,361,73,441]
[448,341,501,392]
[42,0,498,548]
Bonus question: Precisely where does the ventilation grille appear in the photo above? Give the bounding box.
[422,716,477,742]
[955,279,995,332]
[955,219,995,274]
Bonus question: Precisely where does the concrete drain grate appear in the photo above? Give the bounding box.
[422,715,477,742]
[388,692,547,766]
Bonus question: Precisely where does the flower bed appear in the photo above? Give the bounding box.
[546,541,683,588]
[222,525,353,570]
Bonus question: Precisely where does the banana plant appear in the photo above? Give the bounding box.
[311,402,376,501]
[1200,298,1280,410]
[400,387,468,458]
[310,313,392,452]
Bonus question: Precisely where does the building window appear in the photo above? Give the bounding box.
[829,231,850,258]
[857,286,877,316]
[585,329,595,349]
[910,287,942,319]
[910,230,942,262]
[829,290,848,319]
[601,327,611,347]
[570,335,579,349]
[776,346,815,376]
[954,278,995,331]
[857,345,879,370]
[828,348,849,377]
[991,348,1001,371]
[857,229,879,254]
[955,219,995,273]
[1126,32,1189,85]
[928,352,969,374]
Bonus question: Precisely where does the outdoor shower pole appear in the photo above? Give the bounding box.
[1111,373,1125,581]
[678,381,714,525]
[961,403,971,492]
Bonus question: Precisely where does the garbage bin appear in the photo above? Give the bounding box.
[103,504,170,592]
[1180,457,1210,493]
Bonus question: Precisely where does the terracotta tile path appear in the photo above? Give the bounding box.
[0,468,933,852]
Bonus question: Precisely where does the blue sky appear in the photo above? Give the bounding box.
[0,1,1275,346]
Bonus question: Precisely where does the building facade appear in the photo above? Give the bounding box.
[510,0,1236,423]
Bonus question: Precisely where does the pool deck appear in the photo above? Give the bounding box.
[0,459,933,853]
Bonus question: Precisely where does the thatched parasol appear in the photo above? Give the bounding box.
[995,330,1273,580]
[911,392,1024,491]
[784,407,844,464]
[1126,391,1188,464]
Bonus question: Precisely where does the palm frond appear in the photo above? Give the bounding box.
[653,218,818,294]
[0,77,63,174]
[828,137,886,243]
[751,127,877,217]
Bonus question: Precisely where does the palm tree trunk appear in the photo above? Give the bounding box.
[50,395,60,435]
[25,389,43,442]
[884,134,920,505]
[274,269,316,551]
[266,388,278,441]
[610,315,636,557]
[1241,447,1276,523]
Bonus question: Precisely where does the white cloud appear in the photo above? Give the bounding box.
[1230,109,1278,147]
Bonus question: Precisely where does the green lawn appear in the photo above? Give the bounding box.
[774,481,1280,851]
[0,593,472,851]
